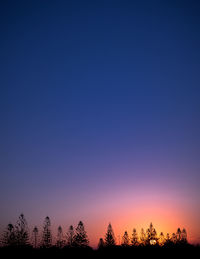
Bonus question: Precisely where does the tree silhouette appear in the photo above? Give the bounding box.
[74,221,89,247]
[131,228,138,246]
[56,226,65,248]
[146,223,157,245]
[105,223,116,247]
[140,228,146,245]
[176,228,181,242]
[165,233,170,244]
[66,225,75,247]
[42,216,52,248]
[171,233,177,243]
[0,214,192,251]
[122,231,130,246]
[15,214,29,246]
[2,223,16,246]
[181,228,187,243]
[98,238,105,249]
[32,226,38,248]
[159,232,165,246]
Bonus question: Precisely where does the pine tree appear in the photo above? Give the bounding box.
[146,223,157,245]
[66,225,75,247]
[171,233,177,243]
[15,214,29,246]
[42,216,52,248]
[165,233,170,244]
[131,228,138,246]
[98,238,105,249]
[105,223,115,247]
[140,228,146,245]
[32,226,39,248]
[2,223,16,246]
[181,228,187,243]
[122,231,130,246]
[176,228,181,242]
[74,221,89,247]
[159,232,165,246]
[56,226,65,248]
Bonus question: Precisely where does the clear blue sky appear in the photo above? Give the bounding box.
[0,0,200,245]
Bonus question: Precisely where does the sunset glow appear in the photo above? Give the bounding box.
[1,0,200,251]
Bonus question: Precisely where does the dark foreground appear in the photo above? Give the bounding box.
[1,245,200,259]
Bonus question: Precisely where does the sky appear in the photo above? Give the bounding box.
[0,0,200,247]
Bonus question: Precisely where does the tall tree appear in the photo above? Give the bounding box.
[105,223,116,247]
[165,233,170,244]
[42,216,52,248]
[66,225,75,247]
[98,238,105,249]
[2,223,16,246]
[74,221,89,247]
[32,226,39,248]
[159,232,165,246]
[171,233,177,243]
[140,228,146,245]
[56,226,65,248]
[15,214,29,246]
[146,223,157,245]
[131,228,138,246]
[176,228,182,242]
[181,228,187,243]
[122,231,130,246]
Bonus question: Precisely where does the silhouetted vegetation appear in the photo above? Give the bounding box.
[0,214,199,258]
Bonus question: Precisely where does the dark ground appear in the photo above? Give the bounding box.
[0,245,200,259]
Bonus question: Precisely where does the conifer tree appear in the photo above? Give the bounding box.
[105,223,116,246]
[122,231,130,246]
[146,223,157,245]
[176,228,181,242]
[15,214,29,246]
[131,228,138,246]
[140,228,146,245]
[171,233,177,243]
[56,226,65,248]
[159,232,165,246]
[181,228,187,243]
[32,226,39,248]
[165,233,170,244]
[98,238,105,249]
[2,223,16,246]
[42,216,52,248]
[74,221,89,247]
[66,225,75,247]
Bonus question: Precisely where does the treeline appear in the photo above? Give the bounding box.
[0,213,192,249]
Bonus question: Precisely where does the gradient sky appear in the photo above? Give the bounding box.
[0,0,200,247]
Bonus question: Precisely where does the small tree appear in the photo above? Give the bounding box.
[165,233,170,244]
[146,223,157,245]
[74,221,89,247]
[176,228,181,242]
[98,238,105,249]
[66,225,75,247]
[122,231,130,246]
[140,228,146,245]
[131,228,138,246]
[181,228,187,243]
[15,214,29,246]
[159,232,165,246]
[2,223,16,246]
[56,226,65,248]
[42,216,52,248]
[105,223,115,247]
[32,226,39,248]
[171,233,177,243]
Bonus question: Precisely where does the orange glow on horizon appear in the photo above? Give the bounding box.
[84,199,200,248]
